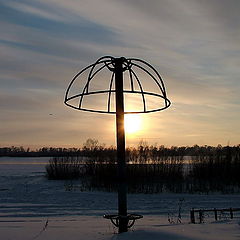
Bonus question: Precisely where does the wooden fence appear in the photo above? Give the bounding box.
[190,208,240,223]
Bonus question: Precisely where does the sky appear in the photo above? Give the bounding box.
[0,0,240,148]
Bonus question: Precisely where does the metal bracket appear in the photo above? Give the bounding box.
[103,213,143,229]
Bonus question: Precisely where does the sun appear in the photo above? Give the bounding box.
[124,114,141,134]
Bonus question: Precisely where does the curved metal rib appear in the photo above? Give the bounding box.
[128,67,146,112]
[129,58,167,94]
[130,61,165,95]
[65,89,170,114]
[130,58,170,108]
[107,72,115,112]
[85,57,112,95]
[78,58,113,109]
[126,61,134,91]
[65,56,113,105]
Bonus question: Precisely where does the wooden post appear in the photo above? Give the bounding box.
[230,208,233,219]
[190,209,195,224]
[214,208,218,221]
[199,210,203,223]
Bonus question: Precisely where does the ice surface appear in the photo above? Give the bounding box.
[0,157,239,239]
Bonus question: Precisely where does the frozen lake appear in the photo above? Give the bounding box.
[0,156,49,175]
[0,156,240,218]
[0,157,240,239]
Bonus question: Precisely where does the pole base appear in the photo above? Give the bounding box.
[103,214,143,233]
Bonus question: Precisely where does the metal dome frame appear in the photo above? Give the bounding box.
[64,56,171,114]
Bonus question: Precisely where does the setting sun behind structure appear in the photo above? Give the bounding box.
[125,114,141,134]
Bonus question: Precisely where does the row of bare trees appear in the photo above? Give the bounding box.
[46,139,240,193]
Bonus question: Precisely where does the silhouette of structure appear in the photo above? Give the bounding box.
[64,56,171,233]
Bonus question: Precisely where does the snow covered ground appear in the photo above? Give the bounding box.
[1,215,240,240]
[0,157,240,240]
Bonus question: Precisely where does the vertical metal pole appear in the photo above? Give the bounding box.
[214,208,218,221]
[190,209,195,224]
[114,57,128,233]
[230,208,233,219]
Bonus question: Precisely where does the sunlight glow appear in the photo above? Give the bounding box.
[124,114,141,134]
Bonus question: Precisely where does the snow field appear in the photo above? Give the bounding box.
[0,157,240,239]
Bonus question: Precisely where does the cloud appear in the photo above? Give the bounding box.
[0,2,122,57]
[1,1,123,46]
[0,0,240,146]
[3,1,64,22]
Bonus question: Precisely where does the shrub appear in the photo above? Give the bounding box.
[46,156,84,180]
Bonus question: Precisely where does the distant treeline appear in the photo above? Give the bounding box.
[0,146,82,157]
[45,139,240,194]
[1,139,240,158]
